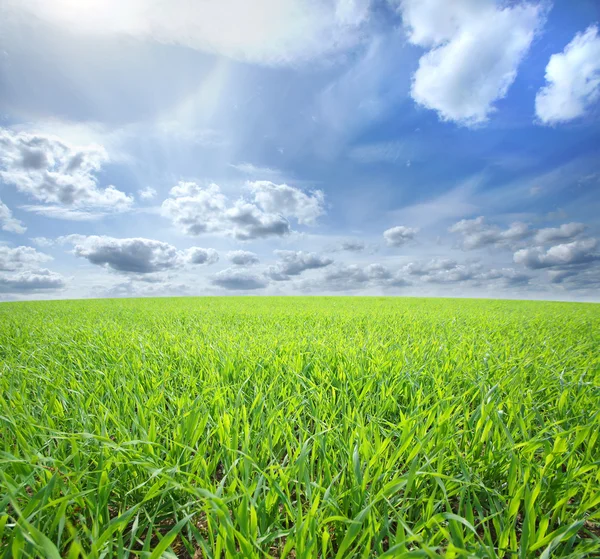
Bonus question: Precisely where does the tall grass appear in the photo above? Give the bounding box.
[1,297,599,558]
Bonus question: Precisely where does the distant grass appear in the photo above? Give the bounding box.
[0,297,599,558]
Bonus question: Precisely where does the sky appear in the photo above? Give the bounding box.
[0,0,599,301]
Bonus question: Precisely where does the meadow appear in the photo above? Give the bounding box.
[0,297,599,558]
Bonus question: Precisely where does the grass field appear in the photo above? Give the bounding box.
[0,297,599,558]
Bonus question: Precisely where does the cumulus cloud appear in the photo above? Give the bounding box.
[227,250,260,266]
[547,266,600,291]
[399,257,529,287]
[364,263,392,280]
[211,268,268,290]
[0,199,26,233]
[534,222,586,244]
[62,235,220,274]
[184,247,219,265]
[419,262,483,284]
[226,202,291,240]
[383,225,418,247]
[0,129,133,216]
[248,181,325,225]
[339,239,366,252]
[514,238,599,269]
[476,268,530,287]
[162,181,323,240]
[10,0,371,66]
[266,250,333,280]
[449,216,531,250]
[396,0,544,125]
[320,264,370,289]
[138,187,157,200]
[30,237,55,248]
[535,25,600,124]
[0,269,65,294]
[312,262,405,291]
[69,236,181,273]
[161,182,230,236]
[0,245,53,271]
[0,245,64,295]
[403,258,458,275]
[104,278,190,298]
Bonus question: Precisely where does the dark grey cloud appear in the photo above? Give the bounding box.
[211,268,267,290]
[227,250,259,266]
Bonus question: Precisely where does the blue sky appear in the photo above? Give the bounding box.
[1,0,599,300]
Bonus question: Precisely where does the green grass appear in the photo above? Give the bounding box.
[0,297,599,558]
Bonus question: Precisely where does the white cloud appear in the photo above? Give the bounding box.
[267,250,333,280]
[226,203,291,241]
[364,263,392,280]
[339,239,366,252]
[397,0,544,125]
[30,237,55,248]
[309,262,406,291]
[0,269,65,294]
[398,257,529,287]
[230,163,281,177]
[403,258,458,275]
[67,236,182,273]
[535,25,600,124]
[19,205,106,221]
[383,225,418,246]
[161,182,230,236]
[514,238,599,269]
[0,128,133,213]
[9,0,371,66]
[0,245,53,271]
[534,222,586,244]
[227,250,260,266]
[184,247,219,265]
[348,141,406,164]
[449,216,531,250]
[0,245,64,295]
[138,187,157,200]
[62,235,220,273]
[248,181,325,225]
[104,278,190,298]
[211,268,268,290]
[0,199,26,234]
[161,181,324,239]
